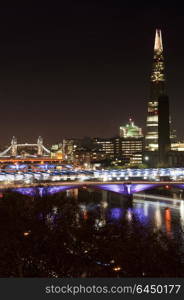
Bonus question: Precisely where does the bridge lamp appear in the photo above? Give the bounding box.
[24,179,31,184]
[94,172,100,178]
[79,175,86,181]
[176,170,181,175]
[102,175,108,181]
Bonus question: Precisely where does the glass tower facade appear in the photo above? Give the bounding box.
[145,29,166,151]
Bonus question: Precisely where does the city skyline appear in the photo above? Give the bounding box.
[0,3,184,143]
[1,3,184,285]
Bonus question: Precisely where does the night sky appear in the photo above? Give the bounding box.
[0,2,184,145]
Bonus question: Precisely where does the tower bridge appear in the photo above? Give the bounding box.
[0,136,51,158]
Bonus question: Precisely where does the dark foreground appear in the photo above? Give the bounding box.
[0,188,184,277]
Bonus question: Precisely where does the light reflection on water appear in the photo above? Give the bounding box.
[9,186,184,238]
[9,186,184,239]
[1,187,184,277]
[76,190,184,241]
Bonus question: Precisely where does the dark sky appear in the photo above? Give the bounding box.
[0,2,184,145]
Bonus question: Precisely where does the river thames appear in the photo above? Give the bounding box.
[0,187,184,277]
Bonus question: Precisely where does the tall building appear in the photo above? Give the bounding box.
[117,119,144,165]
[158,95,171,166]
[62,138,79,162]
[145,29,166,151]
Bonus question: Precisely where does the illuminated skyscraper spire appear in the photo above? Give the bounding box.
[145,29,166,151]
[150,28,165,99]
[154,29,163,52]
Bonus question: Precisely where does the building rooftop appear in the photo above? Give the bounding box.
[120,119,143,138]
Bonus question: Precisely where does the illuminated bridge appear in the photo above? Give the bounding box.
[0,136,51,158]
[0,167,184,197]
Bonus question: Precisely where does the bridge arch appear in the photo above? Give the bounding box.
[9,182,183,197]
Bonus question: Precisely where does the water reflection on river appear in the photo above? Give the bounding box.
[0,188,184,277]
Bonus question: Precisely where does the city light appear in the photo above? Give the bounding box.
[0,12,184,283]
[113,266,122,272]
[23,231,31,237]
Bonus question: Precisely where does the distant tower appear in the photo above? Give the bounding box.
[11,136,17,157]
[145,29,166,151]
[37,136,43,156]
